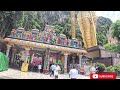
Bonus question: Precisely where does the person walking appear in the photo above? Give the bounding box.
[50,63,55,77]
[84,62,90,76]
[54,64,61,79]
[69,65,78,79]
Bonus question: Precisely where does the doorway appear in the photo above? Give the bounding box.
[67,54,79,72]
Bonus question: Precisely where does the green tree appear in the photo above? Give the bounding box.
[96,16,113,46]
[104,43,115,51]
[104,43,120,52]
[52,13,82,41]
[15,11,44,31]
[112,20,120,42]
[0,11,16,39]
[52,16,72,39]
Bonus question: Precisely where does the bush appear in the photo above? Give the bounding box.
[106,66,115,72]
[96,63,106,73]
[115,64,120,72]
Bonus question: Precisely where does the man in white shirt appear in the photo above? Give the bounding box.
[69,65,78,79]
[38,63,42,73]
[54,64,61,79]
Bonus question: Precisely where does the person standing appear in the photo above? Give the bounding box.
[54,64,61,79]
[85,63,91,76]
[38,62,42,73]
[90,65,96,74]
[69,65,78,79]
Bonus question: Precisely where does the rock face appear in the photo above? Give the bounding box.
[41,11,70,24]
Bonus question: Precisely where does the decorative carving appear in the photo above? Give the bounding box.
[57,34,67,45]
[31,29,39,41]
[10,29,16,37]
[24,31,31,40]
[8,25,82,48]
[16,28,24,39]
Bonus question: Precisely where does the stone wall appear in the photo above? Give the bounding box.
[92,57,112,67]
[112,58,120,66]
[92,57,120,67]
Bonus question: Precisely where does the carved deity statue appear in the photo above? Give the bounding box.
[77,11,97,49]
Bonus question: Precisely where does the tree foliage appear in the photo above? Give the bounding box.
[52,14,82,41]
[112,20,120,42]
[0,11,45,39]
[14,11,44,31]
[96,16,113,46]
[104,43,120,52]
[104,43,116,51]
[0,11,16,38]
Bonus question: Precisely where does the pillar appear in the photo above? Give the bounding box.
[79,54,82,67]
[64,53,68,73]
[0,45,2,52]
[6,44,12,57]
[24,47,30,63]
[72,56,75,65]
[11,47,16,64]
[31,51,34,63]
[43,48,50,74]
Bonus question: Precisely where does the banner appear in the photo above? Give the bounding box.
[90,73,116,79]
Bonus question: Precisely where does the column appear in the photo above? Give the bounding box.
[47,51,50,70]
[31,51,34,63]
[11,47,16,63]
[6,44,12,57]
[79,54,82,67]
[24,47,30,63]
[43,48,50,74]
[0,45,2,52]
[72,56,75,64]
[64,53,68,73]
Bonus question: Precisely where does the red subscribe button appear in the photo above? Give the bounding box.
[90,73,116,79]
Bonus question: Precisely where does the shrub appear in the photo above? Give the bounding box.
[106,66,115,72]
[115,64,120,72]
[96,63,106,73]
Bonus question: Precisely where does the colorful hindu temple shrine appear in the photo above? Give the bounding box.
[0,25,87,73]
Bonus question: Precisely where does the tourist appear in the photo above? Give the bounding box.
[80,64,84,75]
[38,62,42,73]
[90,65,96,74]
[95,63,99,73]
[69,65,78,79]
[84,63,91,76]
[50,63,55,77]
[54,64,61,79]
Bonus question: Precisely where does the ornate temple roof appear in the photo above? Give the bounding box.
[2,25,87,54]
[3,38,87,54]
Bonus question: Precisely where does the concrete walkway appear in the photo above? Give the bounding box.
[0,68,90,79]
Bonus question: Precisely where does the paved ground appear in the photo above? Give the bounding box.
[0,68,90,79]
